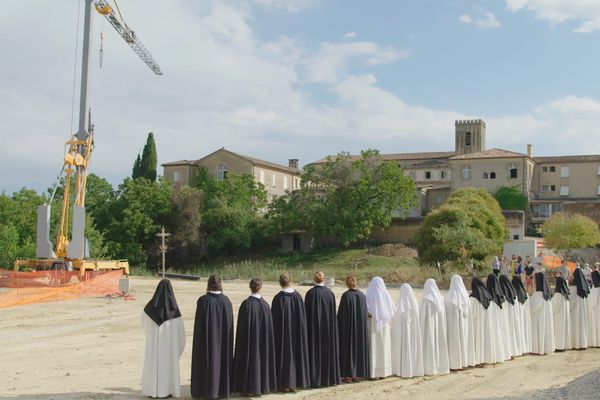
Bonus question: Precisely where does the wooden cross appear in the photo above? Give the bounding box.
[156,227,171,278]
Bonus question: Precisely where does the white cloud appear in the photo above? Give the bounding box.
[505,0,600,32]
[343,31,357,39]
[459,14,473,24]
[251,0,314,12]
[476,12,501,29]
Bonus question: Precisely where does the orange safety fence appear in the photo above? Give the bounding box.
[542,255,577,272]
[0,269,123,308]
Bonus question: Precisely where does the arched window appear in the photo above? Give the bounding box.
[217,164,228,181]
[490,172,496,179]
[483,172,488,179]
[465,132,472,146]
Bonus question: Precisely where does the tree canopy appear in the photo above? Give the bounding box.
[415,187,507,268]
[541,212,600,258]
[494,185,529,211]
[268,149,418,246]
[132,132,158,181]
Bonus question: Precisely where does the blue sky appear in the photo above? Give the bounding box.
[1,0,600,193]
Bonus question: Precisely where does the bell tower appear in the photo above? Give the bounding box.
[455,119,486,155]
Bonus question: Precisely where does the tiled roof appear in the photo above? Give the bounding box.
[161,159,195,166]
[194,148,302,174]
[450,148,529,160]
[307,151,455,166]
[534,154,600,163]
[403,159,450,169]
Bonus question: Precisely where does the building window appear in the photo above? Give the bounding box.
[542,166,548,173]
[532,204,550,219]
[483,172,489,179]
[549,166,556,172]
[259,170,265,184]
[490,172,496,179]
[272,173,277,187]
[541,185,556,192]
[425,171,431,180]
[462,165,471,180]
[597,165,600,176]
[217,164,228,181]
[560,185,570,196]
[597,184,600,196]
[465,132,472,146]
[440,170,447,179]
[509,163,518,179]
[283,176,289,190]
[560,166,569,177]
[173,170,180,182]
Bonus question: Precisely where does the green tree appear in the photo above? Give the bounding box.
[268,150,418,246]
[132,154,142,179]
[542,213,600,258]
[0,223,19,268]
[195,169,267,255]
[168,185,204,265]
[140,132,158,181]
[415,188,507,268]
[494,185,529,211]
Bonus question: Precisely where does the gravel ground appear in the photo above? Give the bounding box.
[474,368,600,400]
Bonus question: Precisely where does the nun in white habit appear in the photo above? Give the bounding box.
[445,275,470,370]
[530,272,555,355]
[366,276,396,378]
[589,270,600,347]
[499,275,521,357]
[512,276,532,354]
[552,276,571,351]
[570,268,590,350]
[420,279,450,375]
[468,277,494,366]
[486,274,510,362]
[141,279,186,398]
[391,283,424,378]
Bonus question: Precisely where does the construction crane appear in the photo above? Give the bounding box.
[14,0,162,274]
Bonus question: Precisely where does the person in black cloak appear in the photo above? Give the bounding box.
[512,276,528,305]
[191,275,234,399]
[499,275,517,306]
[271,273,310,392]
[470,277,492,309]
[573,267,591,299]
[486,274,506,309]
[555,276,570,299]
[305,271,341,388]
[337,275,370,383]
[535,271,552,301]
[233,278,277,396]
[592,269,600,289]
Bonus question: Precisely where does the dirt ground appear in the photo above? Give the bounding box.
[2,276,600,400]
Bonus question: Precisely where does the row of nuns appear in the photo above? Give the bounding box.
[140,267,600,399]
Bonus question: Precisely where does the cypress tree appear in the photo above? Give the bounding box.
[132,154,142,179]
[140,132,158,181]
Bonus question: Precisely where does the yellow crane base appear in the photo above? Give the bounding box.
[13,258,130,276]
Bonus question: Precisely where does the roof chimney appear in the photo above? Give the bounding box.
[288,159,299,169]
[527,144,532,157]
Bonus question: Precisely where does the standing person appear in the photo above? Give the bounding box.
[570,268,590,350]
[512,276,532,354]
[530,271,555,355]
[499,275,521,357]
[515,256,523,277]
[468,277,494,366]
[420,279,450,375]
[500,256,510,277]
[492,256,501,277]
[533,252,544,270]
[445,275,470,370]
[365,277,396,379]
[524,261,535,295]
[233,279,277,396]
[305,271,340,388]
[141,279,186,399]
[191,275,234,399]
[486,274,510,361]
[583,263,593,287]
[589,269,600,347]
[271,273,310,392]
[391,283,423,378]
[337,275,370,383]
[552,275,571,352]
[558,259,570,282]
[511,255,517,275]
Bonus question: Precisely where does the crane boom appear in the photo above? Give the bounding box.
[94,0,163,75]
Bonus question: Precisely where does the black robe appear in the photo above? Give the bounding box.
[573,268,591,299]
[486,274,506,308]
[592,270,600,288]
[499,275,517,306]
[305,285,341,387]
[144,279,181,326]
[534,272,552,301]
[555,277,570,300]
[511,276,528,305]
[191,293,234,399]
[337,289,370,380]
[470,277,492,309]
[271,290,310,389]
[233,296,277,395]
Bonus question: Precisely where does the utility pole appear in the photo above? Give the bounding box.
[156,227,170,278]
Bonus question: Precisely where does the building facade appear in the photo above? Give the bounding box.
[162,148,302,202]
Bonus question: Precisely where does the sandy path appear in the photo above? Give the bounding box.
[1,277,600,399]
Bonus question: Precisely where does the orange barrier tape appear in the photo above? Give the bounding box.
[0,269,123,308]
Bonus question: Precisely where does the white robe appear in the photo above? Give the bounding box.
[370,319,392,378]
[445,301,469,370]
[391,284,423,378]
[420,299,450,375]
[467,298,493,366]
[502,302,520,357]
[511,299,525,356]
[551,293,571,351]
[141,313,186,398]
[529,292,555,354]
[518,298,532,354]
[486,302,507,362]
[590,287,600,347]
[569,287,589,350]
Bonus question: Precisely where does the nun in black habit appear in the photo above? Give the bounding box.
[337,275,370,382]
[271,273,310,392]
[305,271,341,388]
[233,278,277,396]
[191,275,234,399]
[486,274,511,361]
[570,268,591,349]
[530,271,555,354]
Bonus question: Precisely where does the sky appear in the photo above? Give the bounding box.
[2,0,600,194]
